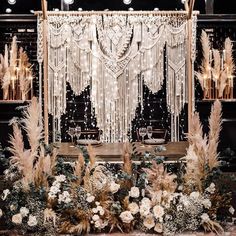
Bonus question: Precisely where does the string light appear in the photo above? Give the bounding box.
[64,0,74,4]
[8,0,16,4]
[123,0,132,5]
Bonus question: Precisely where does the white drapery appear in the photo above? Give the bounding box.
[37,12,197,142]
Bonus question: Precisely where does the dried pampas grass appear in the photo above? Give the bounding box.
[183,100,222,193]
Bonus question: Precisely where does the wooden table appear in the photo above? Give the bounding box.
[57,141,188,163]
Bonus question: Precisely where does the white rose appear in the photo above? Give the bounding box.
[55,175,66,182]
[128,202,139,215]
[190,191,200,199]
[202,199,212,209]
[95,201,100,206]
[229,206,235,215]
[201,213,210,223]
[2,189,10,200]
[109,182,120,193]
[139,204,150,217]
[92,214,100,221]
[143,214,155,229]
[119,211,134,224]
[20,207,29,217]
[141,197,152,208]
[12,213,22,224]
[27,215,37,227]
[154,223,163,233]
[86,195,95,203]
[153,205,165,219]
[129,187,140,198]
[0,209,3,218]
[99,208,105,216]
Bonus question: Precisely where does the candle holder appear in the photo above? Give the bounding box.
[196,30,235,100]
[0,36,34,101]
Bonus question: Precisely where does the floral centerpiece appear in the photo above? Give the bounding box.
[0,98,235,235]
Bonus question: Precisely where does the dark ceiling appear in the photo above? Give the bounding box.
[0,0,235,14]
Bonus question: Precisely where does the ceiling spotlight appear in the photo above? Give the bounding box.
[64,0,74,4]
[53,8,60,11]
[154,8,159,11]
[8,0,16,4]
[6,8,12,13]
[123,0,132,5]
[128,7,134,11]
[78,8,83,11]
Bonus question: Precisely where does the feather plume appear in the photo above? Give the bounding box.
[207,100,222,170]
[202,220,224,235]
[224,37,235,78]
[22,97,42,156]
[212,49,221,83]
[87,144,96,168]
[122,142,132,176]
[74,153,85,185]
[44,208,57,227]
[218,69,227,98]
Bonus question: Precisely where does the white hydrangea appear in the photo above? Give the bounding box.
[27,215,38,227]
[55,175,66,182]
[58,191,71,204]
[20,207,29,217]
[49,185,60,195]
[2,189,10,201]
[129,187,140,198]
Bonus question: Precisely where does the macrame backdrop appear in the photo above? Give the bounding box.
[37,12,197,143]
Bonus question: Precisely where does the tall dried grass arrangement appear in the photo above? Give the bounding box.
[183,100,222,193]
[212,49,221,83]
[122,142,132,176]
[8,97,55,190]
[73,153,85,185]
[224,38,235,78]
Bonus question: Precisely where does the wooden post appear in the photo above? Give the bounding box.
[41,0,49,144]
[187,0,196,133]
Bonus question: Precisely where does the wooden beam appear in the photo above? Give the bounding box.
[187,19,194,135]
[41,0,49,144]
[188,0,196,19]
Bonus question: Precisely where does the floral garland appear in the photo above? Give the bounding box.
[0,98,235,235]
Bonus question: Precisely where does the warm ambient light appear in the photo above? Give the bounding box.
[64,0,74,4]
[123,0,132,5]
[8,0,16,5]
